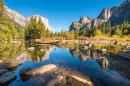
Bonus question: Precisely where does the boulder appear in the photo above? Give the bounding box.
[28,47,35,51]
[19,68,33,75]
[46,76,63,86]
[0,69,8,76]
[67,76,93,86]
[20,64,57,76]
[0,61,22,69]
[0,72,16,85]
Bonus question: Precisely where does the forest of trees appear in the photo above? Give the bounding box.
[52,21,130,40]
[0,0,25,41]
[25,16,55,39]
[78,21,130,38]
[0,0,130,41]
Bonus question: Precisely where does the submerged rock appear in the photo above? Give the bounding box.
[28,47,35,51]
[0,72,16,85]
[20,64,57,76]
[0,69,8,76]
[72,76,92,86]
[46,75,63,86]
[67,76,93,86]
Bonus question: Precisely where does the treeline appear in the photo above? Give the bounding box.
[56,21,130,40]
[0,0,25,41]
[79,21,130,38]
[25,17,54,39]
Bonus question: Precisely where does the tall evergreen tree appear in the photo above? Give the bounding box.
[98,22,101,30]
[102,22,105,35]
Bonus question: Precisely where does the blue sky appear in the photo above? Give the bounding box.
[4,0,124,32]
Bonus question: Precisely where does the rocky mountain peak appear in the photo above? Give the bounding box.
[79,16,93,24]
[4,6,54,32]
[69,1,130,31]
[98,8,111,20]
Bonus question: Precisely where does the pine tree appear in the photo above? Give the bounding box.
[38,16,42,25]
[98,22,101,30]
[108,21,111,36]
[123,20,126,29]
[102,22,105,35]
[0,0,4,18]
[83,27,87,37]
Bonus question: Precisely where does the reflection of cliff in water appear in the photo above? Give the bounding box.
[69,48,130,79]
[14,45,54,64]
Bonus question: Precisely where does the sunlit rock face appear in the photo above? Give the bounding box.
[4,6,54,32]
[69,1,130,31]
[79,16,93,24]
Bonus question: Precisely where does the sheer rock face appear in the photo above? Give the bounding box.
[98,8,111,20]
[69,22,83,31]
[79,16,93,24]
[69,1,130,31]
[4,6,54,32]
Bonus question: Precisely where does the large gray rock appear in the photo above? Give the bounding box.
[0,72,16,85]
[20,64,57,76]
[4,6,54,32]
[46,76,63,86]
[0,69,8,76]
[0,61,22,69]
[19,68,33,75]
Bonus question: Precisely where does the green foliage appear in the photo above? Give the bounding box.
[25,17,47,39]
[115,30,122,36]
[0,0,25,41]
[94,29,102,37]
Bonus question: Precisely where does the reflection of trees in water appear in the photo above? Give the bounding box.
[0,41,25,61]
[68,43,130,79]
[27,45,53,63]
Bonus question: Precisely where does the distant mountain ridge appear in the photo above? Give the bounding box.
[4,6,54,32]
[69,1,130,31]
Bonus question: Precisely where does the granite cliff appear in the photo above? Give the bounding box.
[4,6,54,32]
[69,1,130,31]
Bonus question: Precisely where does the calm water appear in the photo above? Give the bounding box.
[0,42,130,86]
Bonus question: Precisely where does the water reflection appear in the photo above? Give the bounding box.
[0,41,25,62]
[68,44,130,79]
[0,42,129,86]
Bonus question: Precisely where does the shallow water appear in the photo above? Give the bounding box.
[0,42,130,86]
